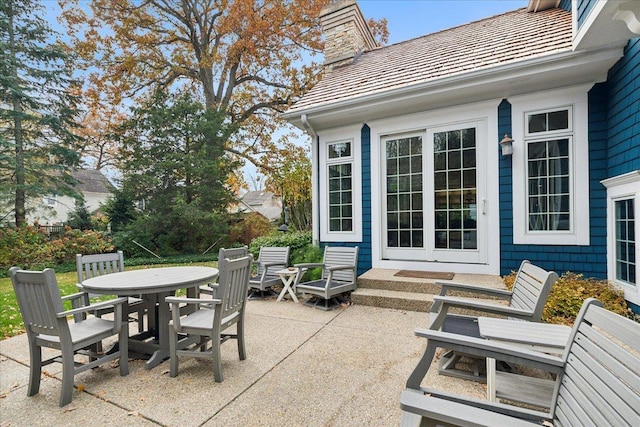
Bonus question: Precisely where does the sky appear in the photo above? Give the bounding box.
[41,0,530,186]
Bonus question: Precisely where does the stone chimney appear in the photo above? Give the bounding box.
[320,0,378,70]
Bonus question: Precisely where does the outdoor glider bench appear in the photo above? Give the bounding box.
[428,260,557,381]
[400,298,640,426]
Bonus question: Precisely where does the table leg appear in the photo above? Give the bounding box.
[277,275,299,303]
[487,357,496,401]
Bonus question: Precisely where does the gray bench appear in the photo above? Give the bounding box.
[400,298,640,426]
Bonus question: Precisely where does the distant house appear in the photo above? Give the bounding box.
[235,190,283,222]
[28,169,113,225]
[283,0,640,309]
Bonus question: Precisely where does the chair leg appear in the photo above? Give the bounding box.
[169,327,179,377]
[119,324,129,376]
[60,346,75,407]
[212,335,223,383]
[237,319,246,361]
[27,340,42,397]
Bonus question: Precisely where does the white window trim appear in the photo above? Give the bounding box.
[511,85,590,245]
[602,170,640,306]
[318,125,362,242]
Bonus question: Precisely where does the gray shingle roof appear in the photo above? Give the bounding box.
[288,7,572,113]
[71,169,113,194]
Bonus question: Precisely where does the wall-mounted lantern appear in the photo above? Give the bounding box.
[500,133,514,156]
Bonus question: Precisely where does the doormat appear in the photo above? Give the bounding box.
[394,270,455,280]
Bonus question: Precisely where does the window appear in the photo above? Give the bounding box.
[319,127,362,242]
[511,86,590,245]
[603,171,639,305]
[615,199,636,285]
[525,107,572,232]
[328,141,353,232]
[43,195,57,207]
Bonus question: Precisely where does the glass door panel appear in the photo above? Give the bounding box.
[383,134,426,260]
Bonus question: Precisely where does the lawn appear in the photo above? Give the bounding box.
[0,261,218,339]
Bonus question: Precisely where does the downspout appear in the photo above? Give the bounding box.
[301,114,320,246]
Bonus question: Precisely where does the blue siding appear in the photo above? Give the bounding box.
[606,38,640,176]
[577,0,597,29]
[559,0,572,12]
[320,124,372,276]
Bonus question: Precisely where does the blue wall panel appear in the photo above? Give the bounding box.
[559,0,572,12]
[606,38,640,177]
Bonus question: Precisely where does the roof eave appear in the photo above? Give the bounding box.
[284,45,625,131]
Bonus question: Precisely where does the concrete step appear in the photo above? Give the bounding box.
[353,269,507,312]
[350,288,435,312]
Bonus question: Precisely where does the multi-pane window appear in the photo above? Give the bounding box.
[616,199,636,285]
[525,108,572,232]
[434,128,477,250]
[43,195,57,207]
[327,142,353,232]
[386,136,423,248]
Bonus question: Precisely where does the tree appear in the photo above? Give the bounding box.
[66,197,93,230]
[115,90,237,253]
[266,150,312,231]
[0,0,82,227]
[59,0,388,176]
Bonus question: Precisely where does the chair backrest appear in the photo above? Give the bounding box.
[218,246,248,262]
[508,260,557,321]
[321,246,359,283]
[552,298,640,426]
[9,267,68,339]
[76,251,125,283]
[216,255,253,325]
[256,246,290,276]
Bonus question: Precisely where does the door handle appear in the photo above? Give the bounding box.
[482,198,486,215]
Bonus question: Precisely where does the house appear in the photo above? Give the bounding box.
[234,190,283,222]
[283,0,640,310]
[28,169,113,225]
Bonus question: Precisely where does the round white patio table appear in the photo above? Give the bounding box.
[81,266,218,369]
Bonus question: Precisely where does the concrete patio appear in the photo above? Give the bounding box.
[0,299,486,426]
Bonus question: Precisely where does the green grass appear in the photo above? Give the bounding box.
[0,261,218,339]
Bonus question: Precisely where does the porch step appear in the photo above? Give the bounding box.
[352,268,506,312]
[350,288,435,312]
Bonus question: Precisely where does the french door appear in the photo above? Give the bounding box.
[382,121,487,264]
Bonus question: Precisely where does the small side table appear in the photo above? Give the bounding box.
[478,317,571,406]
[275,268,305,303]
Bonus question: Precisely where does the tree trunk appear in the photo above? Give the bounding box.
[8,7,26,227]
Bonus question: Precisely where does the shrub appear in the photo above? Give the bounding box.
[503,270,629,325]
[0,226,113,275]
[229,213,276,246]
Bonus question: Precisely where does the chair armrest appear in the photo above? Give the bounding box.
[327,264,354,271]
[405,327,563,390]
[198,283,219,296]
[262,262,287,268]
[61,291,88,304]
[57,297,128,318]
[165,296,221,305]
[435,281,513,298]
[428,295,534,330]
[294,262,324,269]
[400,389,542,427]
